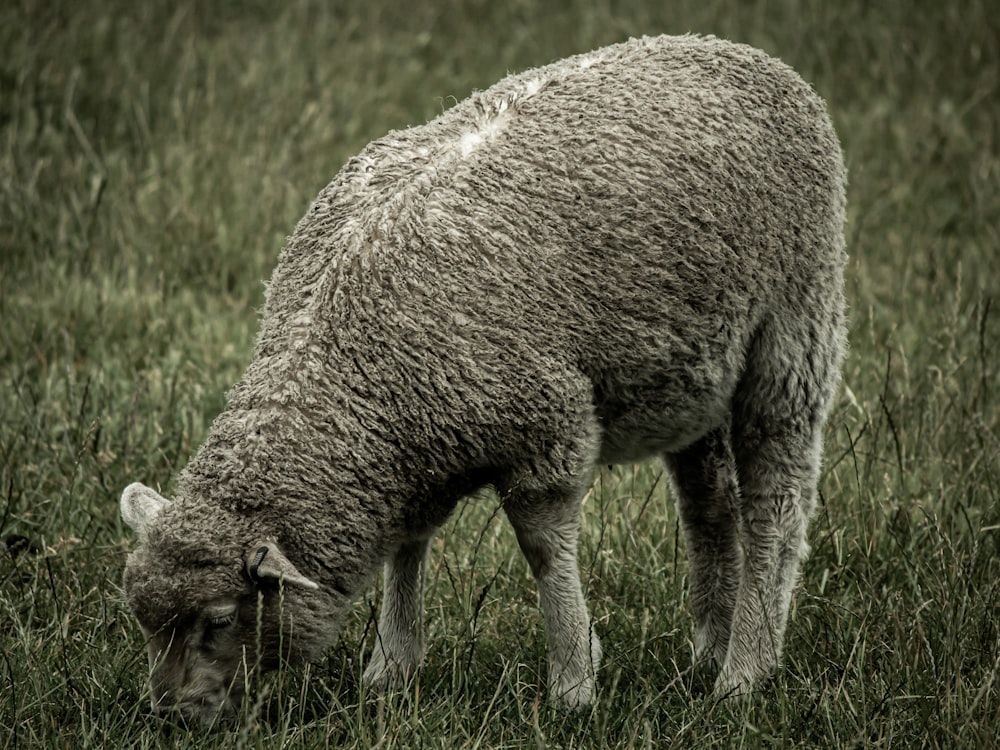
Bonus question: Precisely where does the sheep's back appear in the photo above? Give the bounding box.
[255,34,845,422]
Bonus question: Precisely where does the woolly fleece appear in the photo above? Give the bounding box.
[122,33,847,722]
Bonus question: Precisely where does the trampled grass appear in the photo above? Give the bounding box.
[2,0,998,747]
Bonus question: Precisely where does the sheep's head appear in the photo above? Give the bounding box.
[119,483,320,729]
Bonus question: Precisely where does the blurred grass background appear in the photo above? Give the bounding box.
[1,0,998,747]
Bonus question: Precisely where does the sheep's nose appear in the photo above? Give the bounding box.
[150,692,182,720]
[152,699,200,731]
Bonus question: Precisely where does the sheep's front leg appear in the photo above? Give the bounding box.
[505,492,602,709]
[363,537,430,689]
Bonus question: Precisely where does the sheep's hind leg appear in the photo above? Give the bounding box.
[363,537,430,689]
[664,425,742,669]
[717,320,836,696]
[503,435,603,709]
[716,425,821,697]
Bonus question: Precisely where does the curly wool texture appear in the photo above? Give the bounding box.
[126,34,846,675]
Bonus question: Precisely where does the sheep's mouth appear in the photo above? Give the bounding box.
[155,690,243,732]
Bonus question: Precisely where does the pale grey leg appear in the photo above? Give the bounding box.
[716,427,821,695]
[506,494,602,708]
[362,537,430,688]
[715,312,839,695]
[664,425,742,667]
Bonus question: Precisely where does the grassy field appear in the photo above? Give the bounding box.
[2,0,998,747]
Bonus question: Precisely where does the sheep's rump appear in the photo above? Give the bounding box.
[256,33,846,463]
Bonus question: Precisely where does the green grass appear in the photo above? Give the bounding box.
[2,0,998,746]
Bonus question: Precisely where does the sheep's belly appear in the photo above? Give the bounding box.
[596,395,731,464]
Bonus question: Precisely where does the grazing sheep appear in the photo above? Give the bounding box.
[120,33,847,727]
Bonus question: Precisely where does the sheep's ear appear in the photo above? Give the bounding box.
[120,483,171,538]
[245,542,319,590]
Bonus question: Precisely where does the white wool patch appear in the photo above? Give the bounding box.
[460,130,484,156]
[523,77,545,97]
[455,76,552,158]
[578,53,603,70]
[458,96,516,157]
[288,311,313,349]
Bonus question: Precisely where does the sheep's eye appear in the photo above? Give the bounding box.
[204,604,238,631]
[207,613,235,629]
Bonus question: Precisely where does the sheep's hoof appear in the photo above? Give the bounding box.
[713,666,772,701]
[713,645,780,700]
[551,676,597,710]
[550,633,602,710]
[713,675,751,700]
[362,654,418,692]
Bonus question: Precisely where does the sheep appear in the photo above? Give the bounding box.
[119,33,847,727]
